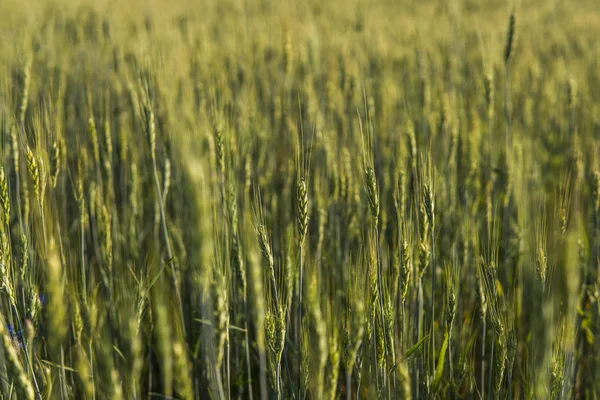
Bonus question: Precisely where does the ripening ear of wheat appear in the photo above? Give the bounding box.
[0,169,10,227]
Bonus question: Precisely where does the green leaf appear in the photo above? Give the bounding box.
[433,331,450,392]
[405,334,428,358]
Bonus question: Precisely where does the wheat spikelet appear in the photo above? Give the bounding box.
[325,330,340,400]
[38,156,47,206]
[365,166,379,222]
[19,55,32,127]
[76,345,94,399]
[50,140,61,188]
[504,14,516,65]
[0,169,9,227]
[297,177,308,245]
[144,106,156,160]
[154,298,173,398]
[10,124,19,175]
[173,342,194,400]
[400,240,411,305]
[256,222,274,272]
[163,157,171,201]
[25,146,39,199]
[213,119,225,176]
[88,116,101,168]
[214,270,229,367]
[0,313,35,400]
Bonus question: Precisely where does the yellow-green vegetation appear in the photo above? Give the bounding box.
[1,0,600,399]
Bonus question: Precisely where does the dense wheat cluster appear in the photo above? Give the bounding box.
[1,0,600,399]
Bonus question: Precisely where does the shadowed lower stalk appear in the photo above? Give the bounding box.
[423,180,435,383]
[504,13,515,150]
[374,225,388,394]
[488,333,495,400]
[493,16,514,399]
[483,70,494,400]
[255,217,286,399]
[10,125,24,234]
[297,244,304,398]
[346,372,352,400]
[244,298,254,400]
[296,177,308,398]
[144,105,186,338]
[482,318,487,398]
[366,165,388,394]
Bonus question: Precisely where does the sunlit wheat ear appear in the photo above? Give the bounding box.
[76,345,94,399]
[19,55,32,127]
[227,179,245,293]
[163,157,171,200]
[395,170,406,223]
[88,116,100,167]
[173,341,194,399]
[213,271,229,368]
[143,105,156,160]
[154,298,173,398]
[50,140,60,188]
[384,298,395,363]
[103,116,113,170]
[406,121,417,174]
[111,369,124,399]
[25,146,39,198]
[128,317,143,396]
[0,243,16,302]
[19,234,28,283]
[101,205,113,273]
[72,301,84,344]
[38,156,47,206]
[0,168,9,226]
[300,327,310,398]
[46,237,67,351]
[296,177,309,244]
[365,166,379,222]
[255,221,274,271]
[265,310,277,387]
[423,181,434,229]
[536,239,548,284]
[10,124,19,176]
[445,282,457,333]
[325,329,340,400]
[400,240,411,304]
[213,119,225,176]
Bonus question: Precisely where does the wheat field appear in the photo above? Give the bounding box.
[1,0,600,399]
